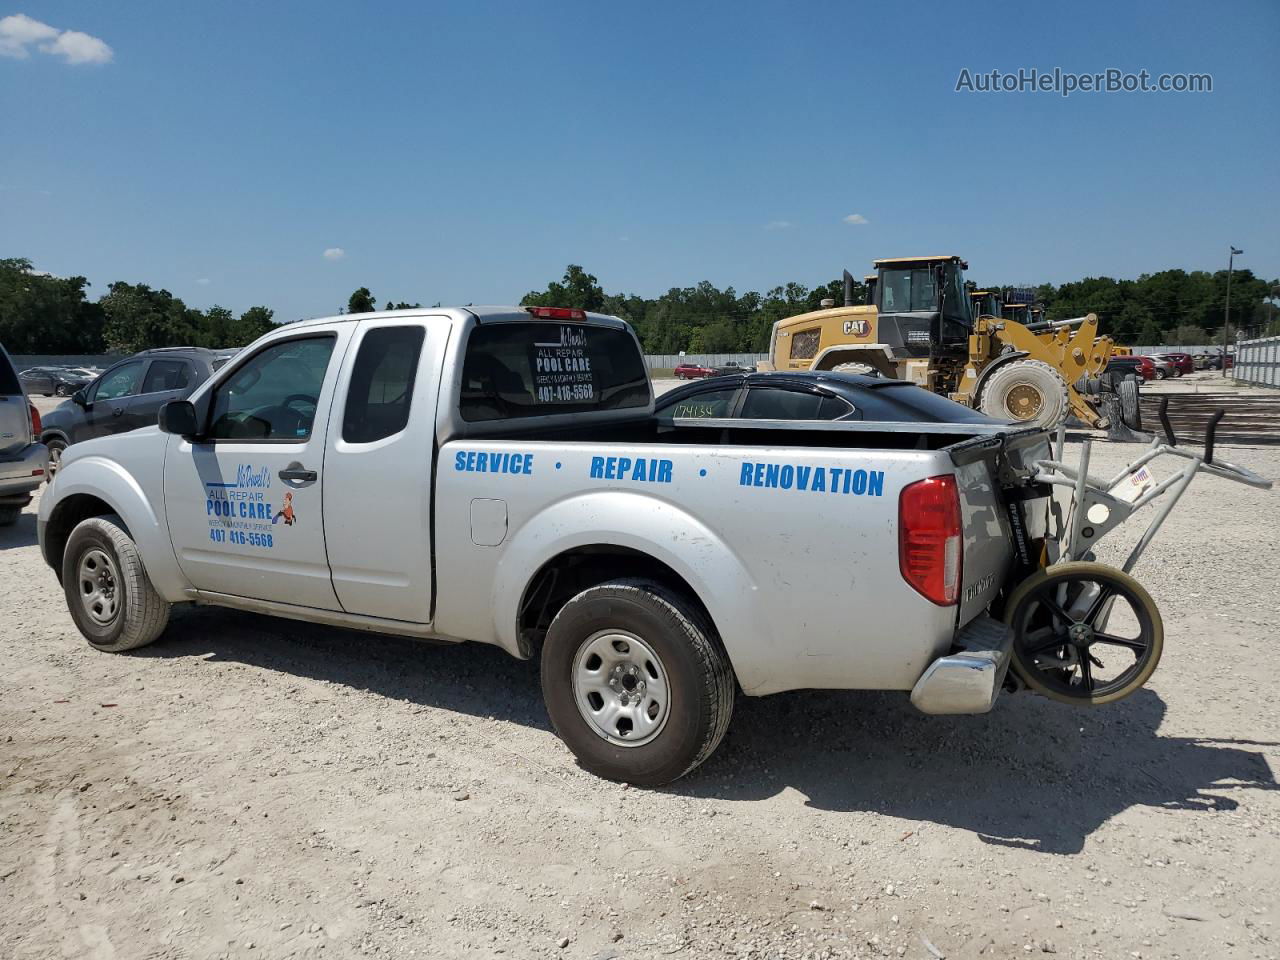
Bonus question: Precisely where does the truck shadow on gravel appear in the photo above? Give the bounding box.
[139,606,1277,857]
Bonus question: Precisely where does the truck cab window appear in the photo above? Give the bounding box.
[209,336,335,440]
[342,326,426,443]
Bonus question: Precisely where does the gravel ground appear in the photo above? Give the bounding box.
[2,419,1278,959]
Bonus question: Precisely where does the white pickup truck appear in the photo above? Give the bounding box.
[39,306,1052,784]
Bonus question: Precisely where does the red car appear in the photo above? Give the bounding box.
[1105,355,1155,381]
[673,362,717,379]
[1151,352,1194,377]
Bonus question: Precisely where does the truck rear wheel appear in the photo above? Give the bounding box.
[541,579,734,785]
[62,515,171,652]
[978,359,1070,429]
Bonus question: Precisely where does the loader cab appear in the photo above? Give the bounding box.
[969,290,1002,319]
[873,256,973,359]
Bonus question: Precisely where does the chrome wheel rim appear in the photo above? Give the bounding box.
[78,548,121,626]
[571,630,670,747]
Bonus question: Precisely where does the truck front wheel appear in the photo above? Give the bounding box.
[541,579,735,785]
[62,515,171,652]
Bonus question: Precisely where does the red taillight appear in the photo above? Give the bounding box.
[899,475,963,606]
[525,306,586,320]
[28,403,41,440]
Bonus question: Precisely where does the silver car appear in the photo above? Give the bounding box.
[1,345,50,525]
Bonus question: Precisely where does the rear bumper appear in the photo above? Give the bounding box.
[0,442,48,503]
[910,613,1012,715]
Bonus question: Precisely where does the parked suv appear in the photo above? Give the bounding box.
[1104,355,1155,382]
[39,347,235,473]
[0,343,49,525]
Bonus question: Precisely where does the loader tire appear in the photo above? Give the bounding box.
[978,359,1071,429]
[832,362,877,376]
[1118,377,1140,428]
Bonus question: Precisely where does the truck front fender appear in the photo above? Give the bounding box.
[40,455,190,600]
[490,491,766,688]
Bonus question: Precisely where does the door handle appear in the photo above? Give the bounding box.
[279,463,318,484]
[112,407,125,417]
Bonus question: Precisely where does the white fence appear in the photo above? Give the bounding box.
[1128,345,1226,357]
[645,353,768,370]
[1233,336,1280,388]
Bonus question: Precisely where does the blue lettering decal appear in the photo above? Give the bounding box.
[455,451,466,471]
[795,465,811,490]
[765,463,780,488]
[779,465,794,489]
[753,463,765,486]
[590,456,605,478]
[657,460,672,483]
[523,454,534,475]
[617,456,632,478]
[740,462,753,485]
[851,469,867,495]
[812,467,826,492]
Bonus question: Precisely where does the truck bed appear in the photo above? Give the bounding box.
[434,418,1046,695]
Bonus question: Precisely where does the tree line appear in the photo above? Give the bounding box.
[3,256,1276,357]
[524,265,1280,353]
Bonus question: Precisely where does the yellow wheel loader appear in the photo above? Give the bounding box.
[761,256,1128,433]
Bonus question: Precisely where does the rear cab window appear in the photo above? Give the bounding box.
[459,322,648,422]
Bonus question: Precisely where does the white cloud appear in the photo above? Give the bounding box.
[322,247,346,261]
[765,220,793,231]
[0,14,112,64]
[196,277,211,286]
[0,14,56,57]
[842,213,869,225]
[41,29,112,65]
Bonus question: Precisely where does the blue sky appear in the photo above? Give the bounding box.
[2,0,1278,321]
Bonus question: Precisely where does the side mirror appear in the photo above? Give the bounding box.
[158,399,200,438]
[71,389,88,407]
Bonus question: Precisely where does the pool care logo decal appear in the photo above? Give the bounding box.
[205,464,286,549]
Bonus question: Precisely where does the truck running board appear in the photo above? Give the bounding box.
[909,614,1012,715]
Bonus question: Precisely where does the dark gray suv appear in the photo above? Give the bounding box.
[40,347,236,473]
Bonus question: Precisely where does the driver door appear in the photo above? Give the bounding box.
[162,327,353,610]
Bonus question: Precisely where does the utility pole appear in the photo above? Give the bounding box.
[1222,246,1242,377]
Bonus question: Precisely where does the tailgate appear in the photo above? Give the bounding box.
[0,396,31,457]
[949,425,1051,623]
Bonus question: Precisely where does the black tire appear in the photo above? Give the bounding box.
[0,505,22,527]
[1006,561,1163,706]
[62,515,171,652]
[1155,369,1167,380]
[1118,377,1140,428]
[541,578,735,786]
[44,437,67,479]
[55,383,71,396]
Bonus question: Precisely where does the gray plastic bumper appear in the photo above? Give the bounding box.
[910,613,1012,715]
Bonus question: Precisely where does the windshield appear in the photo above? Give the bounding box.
[879,268,939,313]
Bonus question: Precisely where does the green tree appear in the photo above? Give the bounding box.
[522,265,605,311]
[347,287,376,314]
[0,258,105,353]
